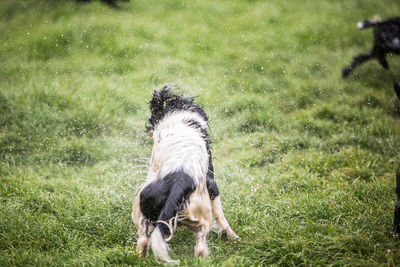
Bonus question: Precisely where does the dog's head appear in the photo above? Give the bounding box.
[146,85,208,133]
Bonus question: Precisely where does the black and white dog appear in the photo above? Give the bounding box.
[131,86,238,264]
[343,17,400,78]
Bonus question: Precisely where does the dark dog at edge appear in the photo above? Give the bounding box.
[394,81,400,233]
[394,79,400,99]
[394,165,400,233]
[131,86,238,264]
[343,17,400,78]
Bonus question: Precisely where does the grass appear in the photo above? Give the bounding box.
[1,0,400,265]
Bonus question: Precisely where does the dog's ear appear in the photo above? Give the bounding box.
[147,90,163,131]
[149,85,174,112]
[394,80,400,100]
[150,89,168,112]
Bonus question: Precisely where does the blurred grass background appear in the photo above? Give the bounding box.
[1,0,400,265]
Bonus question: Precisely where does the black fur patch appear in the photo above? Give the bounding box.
[394,165,400,233]
[394,80,400,100]
[76,0,128,9]
[147,86,208,132]
[206,159,219,200]
[140,170,196,238]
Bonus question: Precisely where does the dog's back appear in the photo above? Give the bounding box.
[358,17,400,52]
[140,110,210,229]
[149,111,208,183]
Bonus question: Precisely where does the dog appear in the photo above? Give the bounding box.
[76,0,128,8]
[342,17,400,78]
[394,79,400,99]
[131,86,238,264]
[394,165,400,233]
[393,81,400,233]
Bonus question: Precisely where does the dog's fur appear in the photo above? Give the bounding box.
[393,81,400,233]
[394,165,400,233]
[394,80,400,99]
[76,0,128,9]
[131,86,238,264]
[343,17,400,78]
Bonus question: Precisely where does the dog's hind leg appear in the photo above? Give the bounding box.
[137,219,150,257]
[211,196,239,239]
[132,195,149,258]
[194,221,210,258]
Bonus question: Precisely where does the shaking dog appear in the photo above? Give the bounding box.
[131,86,238,264]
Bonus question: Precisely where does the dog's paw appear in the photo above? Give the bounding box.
[227,230,239,240]
[342,67,352,79]
[136,237,149,258]
[218,228,239,240]
[195,244,209,258]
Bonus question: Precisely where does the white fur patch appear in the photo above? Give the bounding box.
[393,38,400,47]
[147,111,209,186]
[149,227,179,264]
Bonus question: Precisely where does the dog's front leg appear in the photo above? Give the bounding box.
[377,53,389,69]
[342,52,373,78]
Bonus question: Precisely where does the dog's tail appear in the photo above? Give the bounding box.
[394,80,400,100]
[149,227,178,264]
[141,170,196,264]
[357,18,382,29]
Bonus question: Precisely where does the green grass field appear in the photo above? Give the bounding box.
[1,0,400,265]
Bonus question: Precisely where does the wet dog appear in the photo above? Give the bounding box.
[343,17,400,78]
[131,86,238,264]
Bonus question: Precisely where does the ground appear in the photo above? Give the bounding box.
[1,0,400,266]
